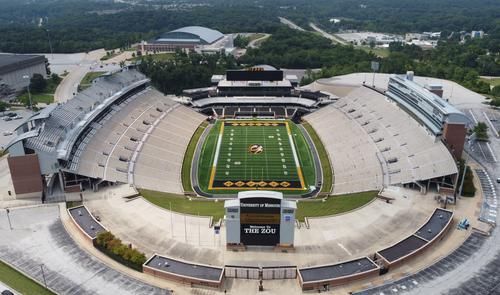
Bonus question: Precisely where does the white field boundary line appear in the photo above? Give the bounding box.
[483,111,500,137]
[212,124,224,175]
[286,124,302,176]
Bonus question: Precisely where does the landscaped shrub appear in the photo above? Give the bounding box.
[458,159,476,197]
[94,231,147,271]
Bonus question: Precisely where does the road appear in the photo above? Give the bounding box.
[309,23,348,45]
[0,281,18,295]
[278,17,306,32]
[53,49,106,103]
[248,33,271,49]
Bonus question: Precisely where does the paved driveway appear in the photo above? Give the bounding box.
[0,205,167,295]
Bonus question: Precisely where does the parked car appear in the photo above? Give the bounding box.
[12,116,22,120]
[1,290,15,295]
[2,117,12,121]
[3,131,13,136]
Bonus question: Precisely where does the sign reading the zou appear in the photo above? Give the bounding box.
[224,191,296,248]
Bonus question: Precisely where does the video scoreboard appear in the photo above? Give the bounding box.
[225,191,296,247]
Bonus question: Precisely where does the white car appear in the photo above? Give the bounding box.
[2,131,13,136]
[12,116,22,120]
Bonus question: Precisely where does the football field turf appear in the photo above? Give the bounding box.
[198,120,315,193]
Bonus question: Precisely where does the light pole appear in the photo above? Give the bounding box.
[5,208,12,230]
[44,29,54,59]
[40,264,48,288]
[22,75,33,110]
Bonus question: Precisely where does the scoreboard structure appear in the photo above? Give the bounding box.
[224,191,296,248]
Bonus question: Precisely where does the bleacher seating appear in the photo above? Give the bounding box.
[305,86,457,194]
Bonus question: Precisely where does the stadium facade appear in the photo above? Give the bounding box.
[138,26,234,55]
[184,66,334,120]
[386,73,469,159]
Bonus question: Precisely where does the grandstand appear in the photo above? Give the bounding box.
[6,68,204,198]
[183,66,336,120]
[305,86,458,194]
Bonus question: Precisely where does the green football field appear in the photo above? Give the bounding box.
[198,120,315,194]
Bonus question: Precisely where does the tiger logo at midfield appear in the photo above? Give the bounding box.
[248,144,264,154]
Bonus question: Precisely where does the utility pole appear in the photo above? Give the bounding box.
[5,208,12,230]
[184,215,187,243]
[45,29,54,59]
[23,75,33,110]
[40,264,48,288]
[170,202,173,238]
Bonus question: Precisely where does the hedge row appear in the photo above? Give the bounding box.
[94,231,147,272]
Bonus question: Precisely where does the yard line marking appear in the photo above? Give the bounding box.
[262,124,271,180]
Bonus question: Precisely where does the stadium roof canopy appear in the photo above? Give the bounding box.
[156,26,224,45]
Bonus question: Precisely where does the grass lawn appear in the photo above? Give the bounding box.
[139,189,377,222]
[302,121,333,193]
[0,260,55,295]
[197,120,315,194]
[140,189,225,221]
[296,191,377,221]
[17,77,61,105]
[18,92,54,105]
[480,77,500,88]
[79,71,106,90]
[248,33,267,41]
[130,53,174,63]
[181,121,209,192]
[358,46,390,58]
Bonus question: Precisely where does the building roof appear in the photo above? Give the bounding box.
[158,26,224,45]
[0,54,45,76]
[190,96,317,108]
[299,257,378,283]
[9,69,148,158]
[68,206,107,239]
[144,254,224,283]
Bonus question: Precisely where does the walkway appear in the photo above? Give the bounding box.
[0,205,168,295]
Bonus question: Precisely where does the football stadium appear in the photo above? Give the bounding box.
[3,64,492,294]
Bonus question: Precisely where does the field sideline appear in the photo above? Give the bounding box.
[140,189,377,222]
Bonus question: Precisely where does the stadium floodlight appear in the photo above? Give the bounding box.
[23,75,33,110]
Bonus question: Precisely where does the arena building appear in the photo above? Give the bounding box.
[0,53,46,92]
[138,26,234,55]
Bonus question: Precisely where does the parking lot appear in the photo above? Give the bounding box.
[0,109,32,150]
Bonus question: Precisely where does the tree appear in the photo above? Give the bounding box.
[491,85,500,98]
[0,101,9,112]
[234,35,250,48]
[29,74,47,93]
[51,73,62,84]
[473,122,489,141]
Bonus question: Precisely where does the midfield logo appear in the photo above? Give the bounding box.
[248,144,264,154]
